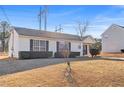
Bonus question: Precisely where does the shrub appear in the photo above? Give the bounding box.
[19,51,53,59]
[54,52,80,58]
[121,49,124,53]
[19,51,30,59]
[90,49,99,58]
[69,52,80,58]
[54,52,64,58]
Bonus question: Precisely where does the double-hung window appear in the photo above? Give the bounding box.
[32,40,46,51]
[58,41,70,52]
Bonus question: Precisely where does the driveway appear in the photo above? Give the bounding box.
[0,57,96,76]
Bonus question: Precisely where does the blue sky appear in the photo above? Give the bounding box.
[0,5,124,38]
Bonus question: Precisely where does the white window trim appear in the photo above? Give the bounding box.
[32,40,46,52]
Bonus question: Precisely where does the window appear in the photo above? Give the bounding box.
[40,40,46,51]
[58,41,70,52]
[32,40,46,51]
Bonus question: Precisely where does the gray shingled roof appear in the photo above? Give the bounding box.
[14,26,91,41]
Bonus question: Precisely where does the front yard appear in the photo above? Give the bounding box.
[101,52,124,58]
[0,59,124,87]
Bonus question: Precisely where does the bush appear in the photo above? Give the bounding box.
[121,49,124,53]
[54,52,80,58]
[90,49,99,57]
[19,51,30,59]
[19,51,53,59]
[54,52,64,58]
[69,52,80,58]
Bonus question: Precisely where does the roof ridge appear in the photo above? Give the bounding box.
[112,24,124,28]
[13,26,79,37]
[13,26,93,41]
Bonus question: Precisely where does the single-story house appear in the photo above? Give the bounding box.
[8,26,96,59]
[101,24,124,53]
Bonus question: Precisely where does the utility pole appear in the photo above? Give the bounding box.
[55,26,58,32]
[55,24,63,32]
[38,6,48,31]
[38,7,42,31]
[59,24,63,32]
[44,6,47,31]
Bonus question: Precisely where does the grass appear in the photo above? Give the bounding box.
[101,52,124,58]
[0,55,9,59]
[0,55,10,62]
[0,59,124,87]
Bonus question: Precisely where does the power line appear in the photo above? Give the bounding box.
[2,6,41,14]
[0,6,12,25]
[0,6,14,60]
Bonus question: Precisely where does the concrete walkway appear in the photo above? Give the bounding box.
[0,57,91,76]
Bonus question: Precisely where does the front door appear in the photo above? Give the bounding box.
[83,45,87,55]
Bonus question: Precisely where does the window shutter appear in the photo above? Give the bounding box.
[46,41,49,52]
[30,39,33,51]
[56,42,59,52]
[69,42,71,52]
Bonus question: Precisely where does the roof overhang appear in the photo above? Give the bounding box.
[82,36,96,44]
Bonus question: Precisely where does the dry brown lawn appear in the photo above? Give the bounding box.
[101,52,124,58]
[0,55,10,62]
[0,59,124,87]
[0,55,9,59]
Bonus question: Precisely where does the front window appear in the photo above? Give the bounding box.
[58,41,69,52]
[33,40,46,51]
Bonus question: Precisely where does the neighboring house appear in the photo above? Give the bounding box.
[101,24,124,53]
[8,27,96,59]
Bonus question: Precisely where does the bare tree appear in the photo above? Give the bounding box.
[75,20,89,56]
[61,42,71,72]
[0,21,10,52]
[61,42,78,86]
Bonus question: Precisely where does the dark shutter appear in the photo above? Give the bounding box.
[56,42,59,52]
[69,42,71,52]
[46,41,49,52]
[30,39,33,51]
